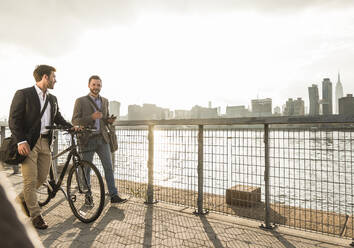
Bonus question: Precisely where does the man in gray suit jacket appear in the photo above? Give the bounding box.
[72,75,126,204]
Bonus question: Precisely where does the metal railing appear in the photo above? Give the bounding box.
[2,116,354,241]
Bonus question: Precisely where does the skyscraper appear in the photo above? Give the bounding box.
[283,98,304,116]
[251,98,272,116]
[308,84,319,115]
[339,94,354,115]
[322,78,332,115]
[335,73,344,114]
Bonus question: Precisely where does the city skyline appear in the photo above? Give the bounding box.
[0,72,351,121]
[122,72,352,119]
[1,1,354,119]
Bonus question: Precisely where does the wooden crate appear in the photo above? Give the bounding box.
[226,185,261,207]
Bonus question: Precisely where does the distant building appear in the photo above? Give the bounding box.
[109,101,120,117]
[141,104,157,119]
[251,98,272,116]
[283,99,294,116]
[308,84,319,116]
[339,94,354,115]
[322,78,333,115]
[174,110,191,119]
[225,105,250,118]
[273,106,281,116]
[128,104,170,120]
[294,98,305,116]
[190,105,218,119]
[142,104,170,120]
[335,73,344,114]
[283,98,304,116]
[128,105,143,120]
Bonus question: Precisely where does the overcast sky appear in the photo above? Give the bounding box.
[1,0,354,119]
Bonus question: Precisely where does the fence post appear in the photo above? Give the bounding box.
[194,125,208,215]
[261,123,274,229]
[145,124,156,204]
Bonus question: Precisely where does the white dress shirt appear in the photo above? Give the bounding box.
[34,85,51,134]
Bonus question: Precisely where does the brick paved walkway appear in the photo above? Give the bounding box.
[2,168,352,248]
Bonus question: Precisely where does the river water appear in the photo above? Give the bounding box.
[51,127,354,214]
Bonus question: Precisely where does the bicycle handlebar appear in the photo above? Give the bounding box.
[45,125,97,134]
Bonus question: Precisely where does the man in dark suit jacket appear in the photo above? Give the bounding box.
[9,65,72,229]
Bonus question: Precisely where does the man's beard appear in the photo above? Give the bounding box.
[48,80,55,89]
[90,88,100,95]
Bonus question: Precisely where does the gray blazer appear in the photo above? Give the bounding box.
[72,94,110,145]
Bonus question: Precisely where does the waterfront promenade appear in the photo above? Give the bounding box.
[1,166,351,248]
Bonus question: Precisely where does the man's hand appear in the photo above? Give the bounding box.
[71,126,83,131]
[18,142,30,156]
[107,115,117,124]
[91,111,103,120]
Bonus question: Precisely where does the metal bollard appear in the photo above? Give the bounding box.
[194,125,208,215]
[145,125,156,204]
[260,123,275,230]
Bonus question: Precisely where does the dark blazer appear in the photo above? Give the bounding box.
[9,86,72,149]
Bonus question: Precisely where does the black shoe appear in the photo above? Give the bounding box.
[111,195,127,204]
[85,194,93,206]
[12,165,19,175]
[32,215,48,230]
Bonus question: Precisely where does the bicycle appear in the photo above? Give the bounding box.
[37,126,105,223]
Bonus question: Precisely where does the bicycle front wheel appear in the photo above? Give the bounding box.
[67,160,105,223]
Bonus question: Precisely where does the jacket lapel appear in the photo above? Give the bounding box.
[102,98,107,117]
[30,86,41,115]
[48,94,56,124]
[87,94,98,112]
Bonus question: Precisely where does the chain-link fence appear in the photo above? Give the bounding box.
[2,117,354,239]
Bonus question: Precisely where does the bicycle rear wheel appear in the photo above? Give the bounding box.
[67,160,105,223]
[37,183,51,207]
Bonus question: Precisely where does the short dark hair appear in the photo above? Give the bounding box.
[88,75,102,84]
[33,65,56,82]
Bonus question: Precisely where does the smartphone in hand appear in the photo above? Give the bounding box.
[106,115,117,124]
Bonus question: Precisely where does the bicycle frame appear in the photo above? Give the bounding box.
[46,133,88,200]
[37,126,105,223]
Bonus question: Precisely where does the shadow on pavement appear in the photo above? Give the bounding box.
[269,229,297,248]
[143,204,153,247]
[199,215,225,248]
[69,196,126,247]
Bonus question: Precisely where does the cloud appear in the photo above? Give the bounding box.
[1,0,353,57]
[0,0,137,56]
[134,0,354,14]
